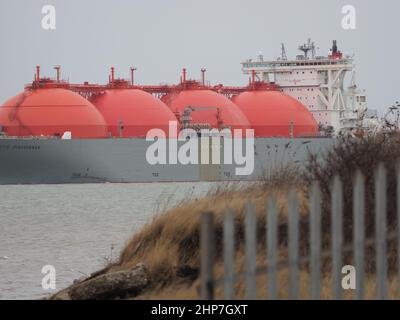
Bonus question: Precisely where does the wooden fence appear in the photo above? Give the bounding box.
[200,163,400,300]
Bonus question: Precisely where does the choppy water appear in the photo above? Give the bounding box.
[0,182,219,300]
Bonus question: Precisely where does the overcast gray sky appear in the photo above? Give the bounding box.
[0,0,399,114]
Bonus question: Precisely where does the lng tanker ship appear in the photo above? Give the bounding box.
[0,40,377,184]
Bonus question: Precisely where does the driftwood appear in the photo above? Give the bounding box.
[67,263,148,300]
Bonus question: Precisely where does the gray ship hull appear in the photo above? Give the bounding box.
[0,137,333,184]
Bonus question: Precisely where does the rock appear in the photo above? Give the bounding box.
[68,263,148,300]
[73,276,86,285]
[89,266,111,279]
[51,288,72,300]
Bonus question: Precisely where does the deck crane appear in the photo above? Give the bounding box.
[181,106,223,130]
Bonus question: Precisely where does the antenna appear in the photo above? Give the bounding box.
[130,66,137,86]
[311,40,316,59]
[281,43,287,61]
[298,38,315,59]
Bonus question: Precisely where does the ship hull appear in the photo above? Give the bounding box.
[0,137,333,184]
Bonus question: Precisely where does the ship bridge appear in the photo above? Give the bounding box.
[241,39,376,135]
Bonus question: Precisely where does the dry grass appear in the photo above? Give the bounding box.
[104,165,304,298]
[304,133,400,274]
[138,257,400,300]
[97,134,400,299]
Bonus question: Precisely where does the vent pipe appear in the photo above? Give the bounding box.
[111,67,115,86]
[36,66,40,82]
[201,68,206,86]
[54,65,61,82]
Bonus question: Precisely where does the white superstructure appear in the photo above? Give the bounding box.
[242,39,380,135]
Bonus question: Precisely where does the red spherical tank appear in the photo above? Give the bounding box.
[162,90,250,131]
[232,91,319,137]
[91,89,177,138]
[0,88,108,138]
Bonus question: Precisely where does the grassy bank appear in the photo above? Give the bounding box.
[56,133,400,299]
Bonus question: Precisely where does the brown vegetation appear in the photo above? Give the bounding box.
[61,133,400,299]
[304,133,400,274]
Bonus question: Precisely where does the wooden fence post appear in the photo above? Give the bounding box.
[331,176,343,300]
[288,190,299,300]
[310,182,321,300]
[397,163,400,299]
[200,212,214,300]
[245,202,257,300]
[353,170,365,300]
[375,164,387,300]
[224,208,235,300]
[267,196,278,300]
